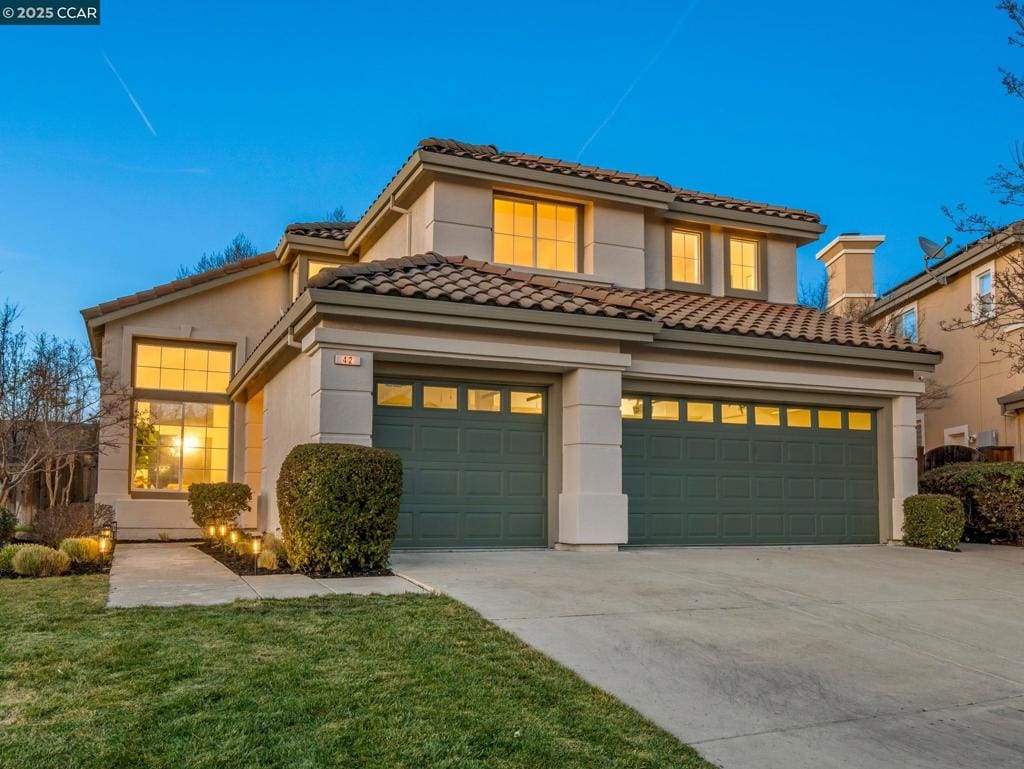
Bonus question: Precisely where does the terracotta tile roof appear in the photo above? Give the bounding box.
[611,288,931,353]
[418,138,822,224]
[284,221,357,241]
[81,252,277,321]
[308,252,652,321]
[309,253,930,354]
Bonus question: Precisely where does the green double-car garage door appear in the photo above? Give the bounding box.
[373,380,548,548]
[373,379,879,548]
[623,396,879,545]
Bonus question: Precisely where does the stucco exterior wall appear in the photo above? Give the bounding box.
[876,251,1024,457]
[93,265,287,539]
[260,351,312,533]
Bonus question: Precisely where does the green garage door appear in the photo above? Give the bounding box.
[622,396,879,545]
[373,380,547,548]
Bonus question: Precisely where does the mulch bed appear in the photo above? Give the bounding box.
[194,543,392,579]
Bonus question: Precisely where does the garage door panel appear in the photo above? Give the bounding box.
[417,468,460,496]
[686,475,717,498]
[463,469,503,496]
[507,470,544,496]
[376,380,547,549]
[720,439,751,462]
[686,437,716,460]
[753,440,784,463]
[624,397,879,546]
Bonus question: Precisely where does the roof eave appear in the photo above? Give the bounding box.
[653,327,941,371]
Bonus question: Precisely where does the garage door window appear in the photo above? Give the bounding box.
[848,411,872,431]
[423,386,458,410]
[621,397,644,419]
[651,399,680,421]
[754,405,781,426]
[721,404,748,425]
[468,389,501,412]
[510,391,544,415]
[818,410,842,429]
[787,408,812,428]
[377,383,413,407]
[686,402,714,423]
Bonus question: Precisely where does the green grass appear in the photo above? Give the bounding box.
[0,576,712,769]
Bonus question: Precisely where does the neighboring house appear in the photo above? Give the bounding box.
[849,222,1024,460]
[82,138,938,547]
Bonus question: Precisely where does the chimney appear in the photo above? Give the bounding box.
[815,233,883,318]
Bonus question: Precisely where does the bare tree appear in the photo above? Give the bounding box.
[176,233,258,279]
[798,276,829,312]
[324,205,347,222]
[0,302,132,509]
[944,1,1024,234]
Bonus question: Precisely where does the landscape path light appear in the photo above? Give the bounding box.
[250,533,263,575]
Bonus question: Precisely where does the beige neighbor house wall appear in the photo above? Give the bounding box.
[92,266,288,539]
[873,250,1024,457]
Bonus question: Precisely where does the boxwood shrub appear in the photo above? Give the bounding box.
[0,507,16,544]
[188,482,252,529]
[903,495,965,551]
[919,462,1024,543]
[277,443,402,574]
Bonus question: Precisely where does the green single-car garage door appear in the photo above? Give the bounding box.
[373,380,548,548]
[622,395,879,545]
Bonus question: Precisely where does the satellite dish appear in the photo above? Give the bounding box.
[917,234,953,285]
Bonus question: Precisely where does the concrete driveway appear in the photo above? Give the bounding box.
[392,544,1024,769]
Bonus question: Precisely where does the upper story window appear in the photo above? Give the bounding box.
[671,229,703,285]
[728,236,761,293]
[493,196,579,272]
[974,267,995,321]
[132,340,233,493]
[135,342,232,393]
[891,306,918,342]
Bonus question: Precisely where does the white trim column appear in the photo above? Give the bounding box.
[307,343,374,446]
[557,367,628,550]
[891,394,918,541]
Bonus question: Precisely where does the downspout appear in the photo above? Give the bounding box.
[286,328,302,349]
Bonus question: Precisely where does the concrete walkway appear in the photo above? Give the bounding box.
[107,543,424,608]
[393,544,1024,769]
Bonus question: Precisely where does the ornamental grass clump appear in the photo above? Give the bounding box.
[59,537,101,564]
[11,544,71,577]
[903,494,965,551]
[0,543,24,573]
[277,443,402,574]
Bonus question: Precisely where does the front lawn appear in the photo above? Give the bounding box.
[0,577,712,769]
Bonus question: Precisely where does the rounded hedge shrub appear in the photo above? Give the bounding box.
[920,462,1024,543]
[188,482,252,529]
[277,443,402,574]
[59,537,101,564]
[903,494,965,551]
[12,544,71,577]
[0,543,24,573]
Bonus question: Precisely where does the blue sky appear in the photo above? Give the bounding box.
[1,0,1021,340]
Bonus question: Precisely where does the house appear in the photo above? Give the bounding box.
[81,138,939,547]
[850,222,1024,460]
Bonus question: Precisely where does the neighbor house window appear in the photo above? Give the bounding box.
[493,196,578,272]
[671,230,703,285]
[132,341,233,492]
[891,307,918,342]
[975,268,995,321]
[728,236,760,292]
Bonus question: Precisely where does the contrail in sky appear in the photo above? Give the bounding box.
[575,0,701,161]
[102,52,157,137]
